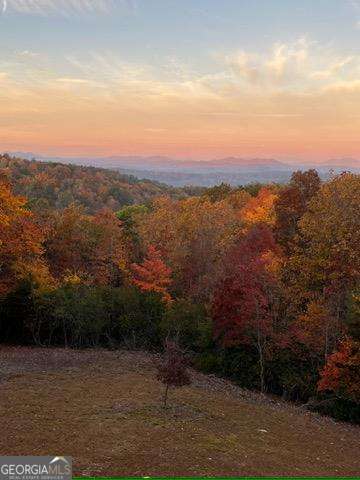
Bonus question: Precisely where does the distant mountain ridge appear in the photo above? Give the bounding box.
[8,152,288,170]
[5,151,360,187]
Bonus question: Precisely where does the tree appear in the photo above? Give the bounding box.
[274,170,321,253]
[90,209,128,285]
[131,245,172,303]
[45,205,127,286]
[318,338,360,403]
[298,172,360,291]
[137,196,241,300]
[0,177,46,297]
[116,204,148,262]
[156,340,191,408]
[241,187,278,227]
[294,300,344,362]
[204,183,232,202]
[291,169,321,200]
[160,299,211,350]
[282,172,359,330]
[212,224,282,392]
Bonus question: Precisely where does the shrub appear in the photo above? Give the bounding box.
[156,340,191,408]
[160,299,212,350]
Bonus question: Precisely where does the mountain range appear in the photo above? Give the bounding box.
[6,152,360,187]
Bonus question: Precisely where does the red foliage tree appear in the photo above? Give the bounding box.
[131,245,172,303]
[156,340,191,407]
[318,338,360,403]
[212,224,282,392]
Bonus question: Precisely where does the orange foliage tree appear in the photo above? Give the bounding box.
[137,196,242,300]
[294,300,345,362]
[318,338,360,403]
[0,177,45,297]
[45,205,127,285]
[241,187,278,227]
[131,245,172,303]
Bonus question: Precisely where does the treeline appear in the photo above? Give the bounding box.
[0,154,182,213]
[0,161,359,423]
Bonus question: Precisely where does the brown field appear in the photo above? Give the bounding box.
[0,346,359,477]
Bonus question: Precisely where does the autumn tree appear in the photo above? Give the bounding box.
[156,340,191,408]
[286,173,360,325]
[137,196,241,301]
[274,169,321,253]
[0,177,46,297]
[212,224,282,392]
[318,338,360,403]
[241,186,278,227]
[294,300,344,362]
[298,172,359,287]
[45,205,127,285]
[90,209,128,285]
[131,245,172,303]
[204,183,232,202]
[116,204,148,262]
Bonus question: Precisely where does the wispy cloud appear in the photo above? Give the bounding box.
[3,0,136,17]
[1,37,360,158]
[349,0,360,27]
[222,38,360,93]
[224,38,310,88]
[16,50,41,58]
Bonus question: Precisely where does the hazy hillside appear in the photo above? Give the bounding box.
[0,154,182,213]
[8,151,360,187]
[116,167,293,187]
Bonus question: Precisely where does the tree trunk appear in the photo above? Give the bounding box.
[254,303,266,394]
[257,323,265,394]
[258,342,265,394]
[163,384,169,408]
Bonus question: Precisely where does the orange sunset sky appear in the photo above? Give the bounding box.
[1,0,360,160]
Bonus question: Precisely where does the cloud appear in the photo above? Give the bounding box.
[222,38,360,94]
[1,37,360,159]
[323,79,360,92]
[2,37,360,103]
[56,77,93,84]
[4,0,135,17]
[310,56,354,79]
[224,38,310,88]
[17,50,41,58]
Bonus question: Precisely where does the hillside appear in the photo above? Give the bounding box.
[0,347,359,477]
[0,154,181,213]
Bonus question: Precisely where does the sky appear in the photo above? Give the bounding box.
[1,0,360,160]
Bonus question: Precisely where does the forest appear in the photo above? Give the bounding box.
[0,154,185,213]
[0,155,359,423]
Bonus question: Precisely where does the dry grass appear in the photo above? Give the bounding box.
[0,346,359,477]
